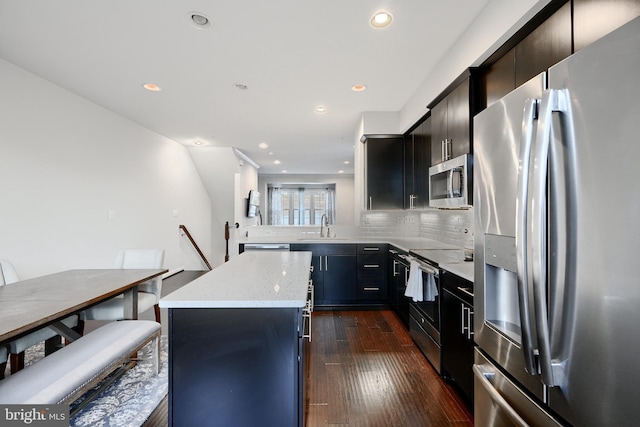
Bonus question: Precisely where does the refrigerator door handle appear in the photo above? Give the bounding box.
[516,97,539,375]
[473,364,529,427]
[531,89,571,387]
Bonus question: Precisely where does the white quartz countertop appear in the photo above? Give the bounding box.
[440,262,474,283]
[240,236,460,253]
[159,251,312,308]
[240,235,474,282]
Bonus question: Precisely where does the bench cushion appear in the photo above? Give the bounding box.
[0,320,160,404]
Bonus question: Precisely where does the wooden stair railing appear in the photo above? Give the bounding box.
[179,225,212,270]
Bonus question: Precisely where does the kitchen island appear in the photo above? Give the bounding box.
[159,251,313,427]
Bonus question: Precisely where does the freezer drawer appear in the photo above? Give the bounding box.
[474,349,563,427]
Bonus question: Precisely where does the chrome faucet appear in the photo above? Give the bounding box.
[320,213,328,237]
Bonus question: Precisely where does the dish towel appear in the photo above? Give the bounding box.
[424,271,438,302]
[405,260,423,302]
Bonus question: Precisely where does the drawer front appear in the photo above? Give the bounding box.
[291,243,356,256]
[357,243,387,255]
[357,254,387,277]
[357,278,387,300]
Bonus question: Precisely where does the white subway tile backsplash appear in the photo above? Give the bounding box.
[360,208,474,247]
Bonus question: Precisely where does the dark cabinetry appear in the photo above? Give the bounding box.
[168,307,304,426]
[483,2,571,108]
[441,271,474,405]
[404,116,431,209]
[515,2,572,87]
[291,244,357,306]
[388,246,410,326]
[362,135,404,210]
[429,75,476,166]
[356,244,388,302]
[573,0,640,51]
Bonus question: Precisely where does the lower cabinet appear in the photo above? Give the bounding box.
[291,244,356,306]
[291,243,388,306]
[168,307,305,426]
[356,244,388,302]
[441,270,475,405]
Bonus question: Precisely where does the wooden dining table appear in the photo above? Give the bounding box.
[0,268,167,345]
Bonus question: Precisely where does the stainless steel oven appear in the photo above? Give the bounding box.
[407,256,442,374]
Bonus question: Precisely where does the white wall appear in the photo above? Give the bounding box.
[0,59,212,279]
[187,146,260,267]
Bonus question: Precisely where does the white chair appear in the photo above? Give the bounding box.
[80,249,165,327]
[0,259,79,374]
[0,345,7,380]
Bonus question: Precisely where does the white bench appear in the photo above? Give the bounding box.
[0,320,161,405]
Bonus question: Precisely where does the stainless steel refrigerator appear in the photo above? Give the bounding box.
[473,16,640,426]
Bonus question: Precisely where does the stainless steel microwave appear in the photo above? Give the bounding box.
[428,154,471,208]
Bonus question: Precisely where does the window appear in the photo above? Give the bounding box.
[267,184,336,226]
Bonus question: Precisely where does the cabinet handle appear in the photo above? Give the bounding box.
[364,264,380,268]
[393,260,399,276]
[325,256,329,271]
[461,303,466,335]
[319,256,323,271]
[441,140,445,161]
[363,287,380,291]
[363,247,380,251]
[467,308,474,340]
[369,196,373,210]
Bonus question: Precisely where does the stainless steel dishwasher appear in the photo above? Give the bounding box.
[240,243,291,252]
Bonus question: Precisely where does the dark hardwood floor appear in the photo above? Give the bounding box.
[306,310,472,427]
[144,308,472,426]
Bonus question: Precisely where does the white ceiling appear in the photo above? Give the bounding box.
[0,0,493,175]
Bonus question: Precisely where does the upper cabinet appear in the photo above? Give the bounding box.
[404,116,431,209]
[573,0,640,51]
[428,72,479,166]
[362,135,404,210]
[483,2,571,108]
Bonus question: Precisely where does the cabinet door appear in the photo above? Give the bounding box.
[309,254,324,305]
[484,48,516,108]
[404,118,430,209]
[515,2,571,87]
[365,137,404,210]
[447,78,471,159]
[323,255,357,303]
[430,101,447,166]
[441,289,474,404]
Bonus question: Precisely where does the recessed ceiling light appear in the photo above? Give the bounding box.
[344,160,350,165]
[315,105,327,114]
[282,170,288,173]
[194,140,204,146]
[187,12,212,30]
[142,83,162,92]
[352,84,367,92]
[274,160,281,165]
[258,142,269,149]
[338,170,344,174]
[371,11,393,28]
